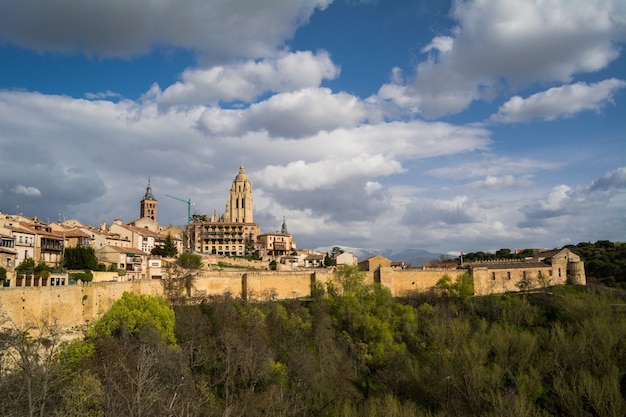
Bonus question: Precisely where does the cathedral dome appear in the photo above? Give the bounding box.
[235,164,249,182]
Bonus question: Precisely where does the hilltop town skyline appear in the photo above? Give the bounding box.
[1,0,624,253]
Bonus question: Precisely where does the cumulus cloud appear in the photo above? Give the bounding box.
[200,88,367,138]
[13,185,41,197]
[402,196,481,226]
[0,0,332,59]
[255,155,402,192]
[157,51,340,106]
[378,0,626,117]
[519,166,626,227]
[490,79,626,123]
[589,166,626,191]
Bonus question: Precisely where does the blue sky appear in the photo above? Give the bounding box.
[0,0,624,254]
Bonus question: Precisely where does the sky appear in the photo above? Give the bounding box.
[0,0,625,254]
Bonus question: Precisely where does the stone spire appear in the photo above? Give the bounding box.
[140,177,157,221]
[222,164,253,223]
[281,216,288,234]
[143,177,155,201]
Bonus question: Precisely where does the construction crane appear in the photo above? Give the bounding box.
[166,194,194,224]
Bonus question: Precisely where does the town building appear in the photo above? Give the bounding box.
[335,251,358,266]
[359,255,393,271]
[95,245,148,280]
[258,218,296,258]
[467,247,586,295]
[187,165,261,256]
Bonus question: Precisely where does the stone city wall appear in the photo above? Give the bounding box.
[1,265,573,332]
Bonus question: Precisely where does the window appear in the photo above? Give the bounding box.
[507,271,511,280]
[491,272,496,280]
[558,268,561,277]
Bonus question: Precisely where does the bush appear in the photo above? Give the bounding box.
[71,270,93,283]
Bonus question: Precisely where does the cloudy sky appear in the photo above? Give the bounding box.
[0,0,624,254]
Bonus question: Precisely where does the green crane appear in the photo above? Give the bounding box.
[166,194,194,224]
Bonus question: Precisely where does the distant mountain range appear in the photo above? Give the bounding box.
[316,246,442,267]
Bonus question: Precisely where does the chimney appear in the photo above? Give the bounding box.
[100,221,107,231]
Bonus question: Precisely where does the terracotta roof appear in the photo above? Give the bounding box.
[98,246,149,255]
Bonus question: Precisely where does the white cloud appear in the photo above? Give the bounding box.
[427,155,560,180]
[519,166,626,226]
[255,155,403,192]
[478,175,534,189]
[490,79,626,123]
[85,90,121,100]
[13,185,41,197]
[378,0,626,117]
[0,0,332,59]
[589,166,626,191]
[157,51,340,105]
[200,88,367,138]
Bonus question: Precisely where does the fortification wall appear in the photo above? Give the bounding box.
[0,263,582,332]
[377,267,460,296]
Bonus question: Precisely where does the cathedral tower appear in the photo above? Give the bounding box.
[140,178,157,222]
[222,164,253,223]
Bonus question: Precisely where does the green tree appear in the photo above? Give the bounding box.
[435,272,474,301]
[63,246,98,270]
[151,233,178,257]
[88,292,176,345]
[176,252,203,269]
[71,270,93,283]
[324,252,333,267]
[16,257,36,272]
[244,232,256,255]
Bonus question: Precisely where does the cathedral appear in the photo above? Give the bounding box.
[186,165,260,256]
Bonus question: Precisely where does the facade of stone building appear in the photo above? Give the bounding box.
[359,255,393,271]
[466,247,586,295]
[95,245,149,280]
[187,165,261,256]
[335,251,358,266]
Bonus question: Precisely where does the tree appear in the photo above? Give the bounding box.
[16,257,36,272]
[435,272,474,301]
[71,270,93,283]
[63,246,99,270]
[244,232,256,255]
[191,213,209,223]
[162,253,204,304]
[151,233,178,257]
[0,266,6,281]
[323,252,333,267]
[88,292,176,346]
[330,246,344,258]
[0,319,69,417]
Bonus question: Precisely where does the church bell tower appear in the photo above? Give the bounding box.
[140,177,157,222]
[222,164,253,223]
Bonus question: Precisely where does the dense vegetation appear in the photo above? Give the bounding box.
[1,266,625,416]
[566,241,626,287]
